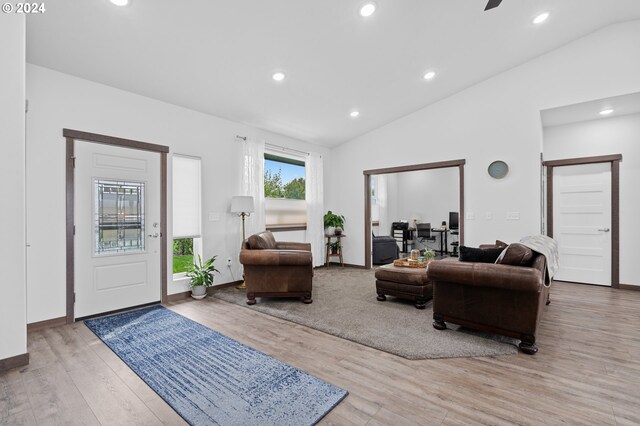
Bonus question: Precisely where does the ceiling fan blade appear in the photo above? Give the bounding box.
[484,0,503,11]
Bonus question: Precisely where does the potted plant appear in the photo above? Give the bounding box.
[329,241,340,254]
[186,255,220,300]
[324,210,345,235]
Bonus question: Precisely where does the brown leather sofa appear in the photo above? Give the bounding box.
[239,231,313,305]
[428,243,550,354]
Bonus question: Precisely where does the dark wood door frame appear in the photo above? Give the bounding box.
[363,159,466,269]
[543,154,622,289]
[64,128,169,323]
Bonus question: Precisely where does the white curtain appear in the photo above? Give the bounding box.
[305,153,324,267]
[241,138,266,236]
[377,175,389,236]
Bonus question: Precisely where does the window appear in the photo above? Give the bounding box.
[264,152,307,228]
[172,155,202,275]
[94,179,145,255]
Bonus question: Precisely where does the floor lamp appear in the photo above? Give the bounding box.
[231,195,254,289]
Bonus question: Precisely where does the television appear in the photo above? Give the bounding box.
[449,212,459,230]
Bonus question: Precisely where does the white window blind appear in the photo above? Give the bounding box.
[172,155,201,238]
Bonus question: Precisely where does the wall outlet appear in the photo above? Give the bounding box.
[485,212,493,220]
[226,257,232,266]
[466,212,475,220]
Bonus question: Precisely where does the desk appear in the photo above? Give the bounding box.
[430,228,449,255]
[325,234,345,268]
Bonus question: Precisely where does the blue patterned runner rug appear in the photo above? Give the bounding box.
[85,305,348,425]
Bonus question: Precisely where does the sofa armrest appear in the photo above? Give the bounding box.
[428,261,543,292]
[240,249,312,266]
[275,241,311,251]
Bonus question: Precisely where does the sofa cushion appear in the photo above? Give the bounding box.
[496,243,534,266]
[248,231,277,249]
[459,246,504,263]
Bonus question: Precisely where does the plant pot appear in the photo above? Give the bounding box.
[325,226,335,236]
[191,285,207,300]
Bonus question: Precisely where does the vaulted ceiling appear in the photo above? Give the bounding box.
[26,0,640,146]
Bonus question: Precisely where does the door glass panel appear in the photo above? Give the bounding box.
[94,179,145,254]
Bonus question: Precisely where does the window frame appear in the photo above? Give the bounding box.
[263,150,308,230]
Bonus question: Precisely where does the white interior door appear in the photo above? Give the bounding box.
[75,142,161,318]
[552,162,611,286]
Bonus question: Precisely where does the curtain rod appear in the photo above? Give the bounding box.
[236,135,310,157]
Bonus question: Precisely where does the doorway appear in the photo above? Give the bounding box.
[543,155,621,288]
[65,129,169,322]
[363,159,465,269]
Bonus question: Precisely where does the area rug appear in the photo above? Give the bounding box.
[214,268,518,359]
[85,305,347,426]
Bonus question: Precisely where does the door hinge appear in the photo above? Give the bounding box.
[73,225,76,235]
[71,157,76,168]
[25,99,29,113]
[73,293,76,303]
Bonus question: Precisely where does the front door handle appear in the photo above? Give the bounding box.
[147,233,160,238]
[597,227,610,232]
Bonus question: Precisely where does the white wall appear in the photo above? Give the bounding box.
[25,64,330,323]
[543,113,640,286]
[394,168,458,227]
[0,15,28,360]
[326,20,640,266]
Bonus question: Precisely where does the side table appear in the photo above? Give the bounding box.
[325,234,346,268]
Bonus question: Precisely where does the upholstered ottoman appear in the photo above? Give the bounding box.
[375,263,433,309]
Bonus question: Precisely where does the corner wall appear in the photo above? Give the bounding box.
[326,20,640,266]
[25,65,330,323]
[0,15,28,364]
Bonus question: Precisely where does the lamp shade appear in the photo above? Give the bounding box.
[231,196,254,213]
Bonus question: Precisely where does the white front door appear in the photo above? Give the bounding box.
[74,142,161,318]
[552,162,612,286]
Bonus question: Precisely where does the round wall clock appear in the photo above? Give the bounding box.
[488,160,509,179]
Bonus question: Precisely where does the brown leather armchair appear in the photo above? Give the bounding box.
[428,244,550,354]
[239,231,313,305]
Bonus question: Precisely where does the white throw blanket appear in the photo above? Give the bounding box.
[519,235,559,287]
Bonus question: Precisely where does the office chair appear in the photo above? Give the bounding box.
[416,223,436,242]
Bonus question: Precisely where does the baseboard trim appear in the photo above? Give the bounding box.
[27,316,67,332]
[619,284,640,291]
[0,352,29,372]
[166,281,244,302]
[318,262,366,269]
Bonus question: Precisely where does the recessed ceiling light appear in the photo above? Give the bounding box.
[423,71,436,80]
[110,0,129,6]
[272,72,286,82]
[599,109,614,116]
[532,12,549,24]
[359,2,376,17]
[350,111,360,118]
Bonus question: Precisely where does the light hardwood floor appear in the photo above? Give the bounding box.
[2,279,640,425]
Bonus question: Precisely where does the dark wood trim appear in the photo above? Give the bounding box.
[546,166,553,238]
[65,131,169,322]
[65,138,75,324]
[364,160,465,269]
[364,174,372,269]
[612,159,620,289]
[619,284,640,291]
[63,129,169,153]
[27,316,66,332]
[0,353,29,372]
[542,154,622,168]
[545,155,621,288]
[266,224,308,232]
[458,164,465,246]
[363,159,466,176]
[161,152,168,303]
